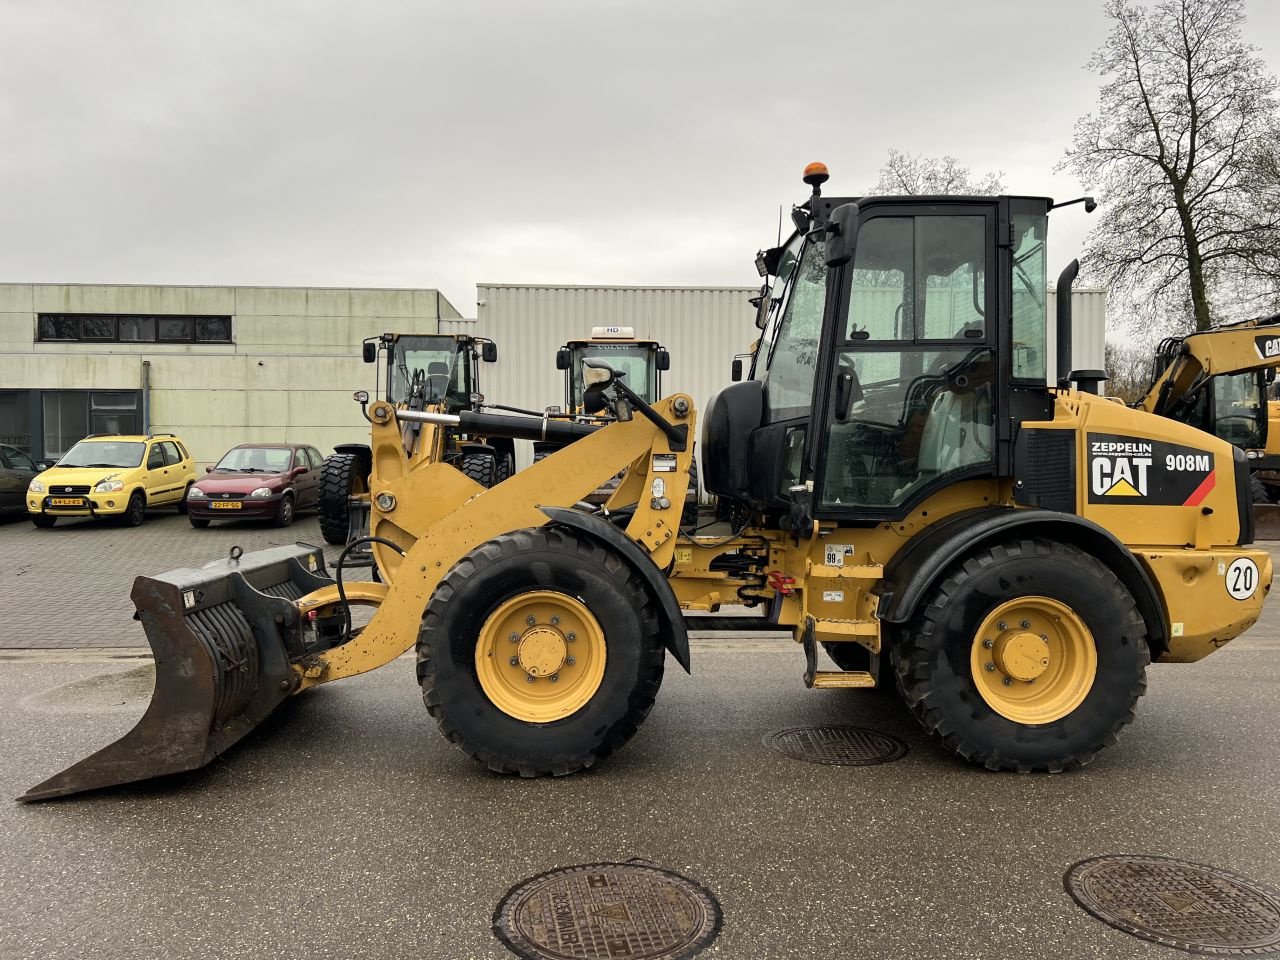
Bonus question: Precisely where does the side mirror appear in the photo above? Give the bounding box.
[824,202,860,267]
[731,358,743,382]
[656,348,670,372]
[555,347,571,370]
[752,282,772,330]
[582,358,616,415]
[481,341,498,363]
[36,460,55,471]
[362,341,377,363]
[292,466,307,478]
[205,465,214,473]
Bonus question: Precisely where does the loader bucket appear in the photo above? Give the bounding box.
[20,543,334,802]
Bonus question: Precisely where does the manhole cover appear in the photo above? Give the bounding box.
[763,724,908,765]
[1065,855,1280,955]
[493,861,721,960]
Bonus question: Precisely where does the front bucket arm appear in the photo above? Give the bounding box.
[20,544,331,802]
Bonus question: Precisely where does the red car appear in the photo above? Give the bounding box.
[186,443,324,528]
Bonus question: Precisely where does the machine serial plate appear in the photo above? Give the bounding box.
[763,725,908,766]
[1065,855,1280,955]
[493,861,721,960]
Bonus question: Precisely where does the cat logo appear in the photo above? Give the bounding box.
[1255,334,1280,360]
[1090,440,1151,498]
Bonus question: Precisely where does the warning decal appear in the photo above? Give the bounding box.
[1087,433,1216,506]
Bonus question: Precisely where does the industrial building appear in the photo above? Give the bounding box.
[0,280,1106,468]
[0,283,460,463]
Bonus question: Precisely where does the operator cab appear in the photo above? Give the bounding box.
[364,334,498,414]
[557,326,670,410]
[704,164,1056,522]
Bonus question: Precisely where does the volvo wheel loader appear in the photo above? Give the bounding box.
[317,332,510,548]
[22,163,1273,802]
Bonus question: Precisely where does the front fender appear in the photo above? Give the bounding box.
[539,506,691,673]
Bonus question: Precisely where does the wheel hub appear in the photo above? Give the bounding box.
[518,628,567,678]
[993,631,1050,682]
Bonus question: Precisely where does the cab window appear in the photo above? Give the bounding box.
[762,235,827,422]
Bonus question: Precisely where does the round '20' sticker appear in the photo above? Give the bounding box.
[1225,557,1260,601]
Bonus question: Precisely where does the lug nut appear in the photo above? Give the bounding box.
[997,621,1007,631]
[982,639,993,649]
[566,632,576,642]
[526,615,536,625]
[1041,634,1048,641]
[984,662,996,672]
[550,615,560,625]
[526,675,535,683]
[1020,619,1030,629]
[1002,677,1013,686]
[549,675,559,683]
[566,656,576,666]
[509,656,519,666]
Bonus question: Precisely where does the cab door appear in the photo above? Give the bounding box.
[811,205,999,520]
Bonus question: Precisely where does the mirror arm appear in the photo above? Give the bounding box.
[611,379,688,452]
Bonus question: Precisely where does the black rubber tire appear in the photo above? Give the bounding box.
[176,483,192,514]
[30,515,55,529]
[417,526,666,776]
[273,493,295,528]
[892,537,1149,773]
[318,453,361,545]
[460,451,496,488]
[122,491,146,527]
[1251,474,1270,504]
[189,516,211,529]
[493,452,515,484]
[532,451,550,465]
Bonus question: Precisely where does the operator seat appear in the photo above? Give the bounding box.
[426,361,451,401]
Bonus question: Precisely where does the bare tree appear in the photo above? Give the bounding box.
[1104,340,1157,403]
[1062,0,1280,333]
[868,149,1005,195]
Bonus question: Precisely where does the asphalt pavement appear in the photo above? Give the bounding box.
[3,629,1280,959]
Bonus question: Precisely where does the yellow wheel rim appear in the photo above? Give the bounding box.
[475,590,607,723]
[970,596,1097,725]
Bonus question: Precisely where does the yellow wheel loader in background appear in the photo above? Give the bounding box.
[21,164,1274,801]
[317,332,509,550]
[1137,314,1280,508]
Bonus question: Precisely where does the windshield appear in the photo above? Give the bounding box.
[57,440,144,469]
[569,344,658,408]
[214,447,295,473]
[389,336,470,408]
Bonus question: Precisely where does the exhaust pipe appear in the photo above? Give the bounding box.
[20,544,333,802]
[1056,259,1079,389]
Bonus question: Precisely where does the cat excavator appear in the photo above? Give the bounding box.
[22,163,1272,801]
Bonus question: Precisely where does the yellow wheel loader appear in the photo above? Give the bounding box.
[21,164,1274,801]
[1138,314,1280,503]
[317,332,510,549]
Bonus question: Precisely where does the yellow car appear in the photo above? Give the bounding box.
[27,434,197,528]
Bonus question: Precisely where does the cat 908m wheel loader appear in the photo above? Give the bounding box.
[21,163,1273,801]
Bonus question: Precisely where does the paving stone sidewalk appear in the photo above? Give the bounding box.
[0,511,340,648]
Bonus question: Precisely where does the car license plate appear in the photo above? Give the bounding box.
[210,501,242,510]
[50,497,84,507]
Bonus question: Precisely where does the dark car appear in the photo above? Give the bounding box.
[1,444,45,515]
[185,443,324,528]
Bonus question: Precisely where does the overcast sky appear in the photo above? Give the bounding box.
[1,0,1276,315]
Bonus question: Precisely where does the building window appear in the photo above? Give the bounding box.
[41,391,141,458]
[0,391,34,454]
[36,314,233,344]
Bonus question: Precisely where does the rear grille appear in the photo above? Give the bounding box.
[1014,429,1076,512]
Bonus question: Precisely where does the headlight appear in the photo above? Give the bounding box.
[95,479,125,493]
[249,487,274,498]
[186,487,208,499]
[29,479,45,493]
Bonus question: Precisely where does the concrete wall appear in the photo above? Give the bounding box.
[0,283,461,462]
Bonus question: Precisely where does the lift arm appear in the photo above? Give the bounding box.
[1141,313,1280,416]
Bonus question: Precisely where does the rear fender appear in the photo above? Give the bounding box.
[540,506,691,672]
[876,507,1169,658]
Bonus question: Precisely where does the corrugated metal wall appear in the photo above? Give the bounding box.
[447,283,1110,481]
